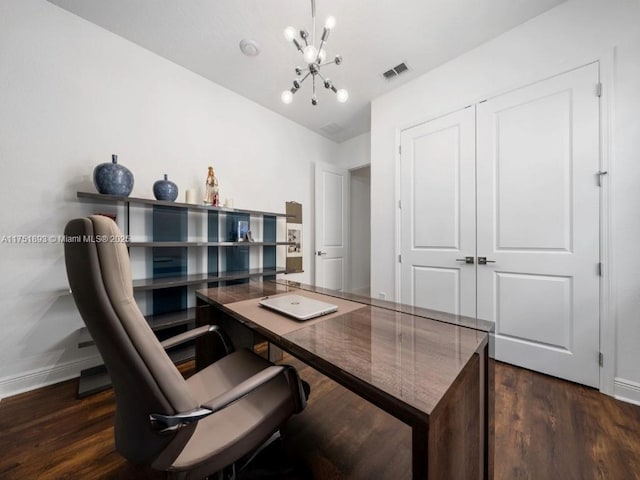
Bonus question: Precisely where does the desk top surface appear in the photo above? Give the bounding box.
[196,281,490,417]
[198,280,493,332]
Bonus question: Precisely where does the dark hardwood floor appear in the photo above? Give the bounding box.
[1,358,639,479]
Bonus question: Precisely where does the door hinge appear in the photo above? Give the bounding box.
[599,352,604,367]
[398,254,402,263]
[597,170,608,187]
[598,262,603,276]
[398,199,402,209]
[596,82,602,97]
[398,145,402,155]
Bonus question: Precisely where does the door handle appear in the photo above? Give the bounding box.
[477,257,496,265]
[316,251,327,256]
[455,256,475,264]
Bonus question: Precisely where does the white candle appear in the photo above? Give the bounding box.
[185,189,197,204]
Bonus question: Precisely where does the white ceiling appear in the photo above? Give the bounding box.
[47,0,565,143]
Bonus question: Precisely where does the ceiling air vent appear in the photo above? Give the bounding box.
[321,123,343,135]
[383,69,397,80]
[382,62,409,80]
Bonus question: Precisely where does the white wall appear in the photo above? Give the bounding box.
[370,0,640,403]
[334,132,371,170]
[0,0,337,398]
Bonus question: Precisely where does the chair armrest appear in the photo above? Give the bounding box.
[201,365,285,412]
[149,364,289,432]
[160,325,232,354]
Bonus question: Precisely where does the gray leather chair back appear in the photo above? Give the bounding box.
[64,215,195,465]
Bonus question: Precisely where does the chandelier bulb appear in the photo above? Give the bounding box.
[325,16,336,29]
[334,55,342,65]
[293,79,301,89]
[303,45,318,64]
[281,90,294,104]
[317,49,327,63]
[324,79,332,89]
[295,67,303,76]
[311,96,318,106]
[284,26,296,42]
[300,29,309,40]
[336,89,349,103]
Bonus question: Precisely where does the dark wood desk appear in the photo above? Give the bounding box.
[196,281,492,480]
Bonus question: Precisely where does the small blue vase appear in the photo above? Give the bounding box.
[153,174,178,201]
[93,154,134,196]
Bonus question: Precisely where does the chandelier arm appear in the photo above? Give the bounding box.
[292,38,304,53]
[299,72,311,84]
[315,39,327,63]
[319,59,336,67]
[312,75,316,96]
[321,27,330,43]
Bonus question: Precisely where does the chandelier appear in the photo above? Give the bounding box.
[281,0,348,106]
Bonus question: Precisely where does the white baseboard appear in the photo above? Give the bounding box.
[0,355,101,401]
[613,377,640,406]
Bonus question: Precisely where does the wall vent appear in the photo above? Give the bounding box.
[382,62,409,80]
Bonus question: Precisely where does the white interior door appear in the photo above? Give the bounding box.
[400,107,476,317]
[315,162,349,291]
[477,63,601,387]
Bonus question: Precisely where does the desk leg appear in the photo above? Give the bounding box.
[412,423,429,479]
[485,345,494,480]
[268,343,284,362]
[195,299,215,371]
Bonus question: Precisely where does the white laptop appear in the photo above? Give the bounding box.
[258,294,338,321]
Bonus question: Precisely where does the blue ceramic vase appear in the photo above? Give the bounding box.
[153,174,179,201]
[93,154,134,196]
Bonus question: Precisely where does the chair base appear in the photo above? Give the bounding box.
[165,430,303,480]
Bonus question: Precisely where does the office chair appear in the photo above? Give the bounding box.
[64,215,308,479]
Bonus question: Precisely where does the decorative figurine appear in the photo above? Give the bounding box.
[203,166,219,206]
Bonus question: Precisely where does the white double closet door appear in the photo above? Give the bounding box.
[400,63,601,387]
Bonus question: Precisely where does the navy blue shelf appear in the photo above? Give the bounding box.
[131,268,287,291]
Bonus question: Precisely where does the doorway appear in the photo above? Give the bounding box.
[350,165,371,296]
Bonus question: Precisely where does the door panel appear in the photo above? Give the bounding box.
[413,125,460,249]
[477,63,600,387]
[322,257,344,291]
[400,107,476,318]
[315,162,349,291]
[322,172,345,247]
[495,272,572,350]
[494,90,572,251]
[412,266,460,315]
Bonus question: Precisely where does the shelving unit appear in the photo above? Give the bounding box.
[75,191,291,397]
